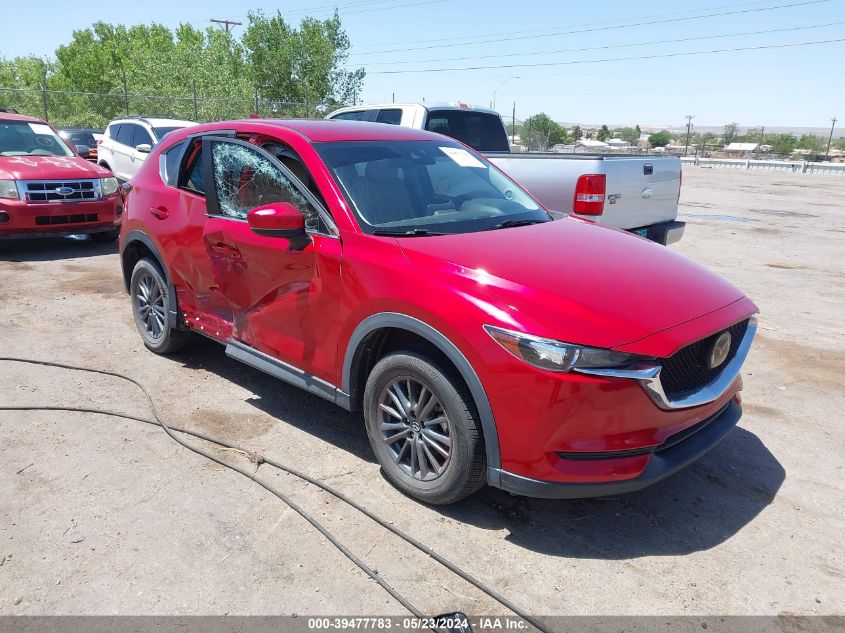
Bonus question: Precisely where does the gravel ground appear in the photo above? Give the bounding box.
[0,168,843,620]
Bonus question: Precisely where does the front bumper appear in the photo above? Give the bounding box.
[491,398,741,499]
[0,196,122,239]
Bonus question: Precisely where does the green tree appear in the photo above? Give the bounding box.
[243,10,364,114]
[570,124,582,141]
[722,122,739,145]
[770,134,797,155]
[596,124,610,141]
[614,126,639,143]
[523,112,568,150]
[795,133,823,152]
[648,131,671,147]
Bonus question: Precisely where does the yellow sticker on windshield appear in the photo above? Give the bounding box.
[439,146,485,168]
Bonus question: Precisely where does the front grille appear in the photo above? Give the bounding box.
[660,319,749,399]
[35,213,98,225]
[23,180,100,203]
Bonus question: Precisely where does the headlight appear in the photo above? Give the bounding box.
[100,177,119,196]
[0,180,19,200]
[484,325,641,373]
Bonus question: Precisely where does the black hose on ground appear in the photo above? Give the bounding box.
[0,356,550,633]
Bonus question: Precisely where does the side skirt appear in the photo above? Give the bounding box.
[225,339,353,410]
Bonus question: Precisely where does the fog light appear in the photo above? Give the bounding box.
[0,211,11,224]
[115,204,124,216]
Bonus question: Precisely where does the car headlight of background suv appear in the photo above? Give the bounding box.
[0,180,19,200]
[484,325,644,373]
[100,177,119,196]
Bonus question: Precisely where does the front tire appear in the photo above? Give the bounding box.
[129,257,192,354]
[363,350,486,504]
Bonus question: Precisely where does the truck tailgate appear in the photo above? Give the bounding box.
[600,156,680,230]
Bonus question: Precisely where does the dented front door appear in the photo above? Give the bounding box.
[201,138,343,384]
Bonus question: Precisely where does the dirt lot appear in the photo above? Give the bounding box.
[0,168,843,620]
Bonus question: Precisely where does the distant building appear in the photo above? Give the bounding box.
[607,138,631,148]
[723,142,758,157]
[575,138,611,151]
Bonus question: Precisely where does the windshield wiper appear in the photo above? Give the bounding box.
[483,219,547,231]
[372,228,448,237]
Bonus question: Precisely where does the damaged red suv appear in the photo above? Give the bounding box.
[0,113,121,241]
[120,119,757,504]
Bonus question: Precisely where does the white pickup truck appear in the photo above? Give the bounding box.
[326,103,685,245]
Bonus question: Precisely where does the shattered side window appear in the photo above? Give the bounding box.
[210,141,320,229]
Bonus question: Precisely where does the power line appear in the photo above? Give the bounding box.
[363,20,845,66]
[364,37,845,74]
[213,0,443,25]
[351,0,784,50]
[348,0,832,57]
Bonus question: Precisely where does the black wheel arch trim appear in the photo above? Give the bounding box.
[341,312,502,477]
[121,230,185,331]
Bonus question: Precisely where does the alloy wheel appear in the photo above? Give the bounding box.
[378,377,452,481]
[135,273,166,340]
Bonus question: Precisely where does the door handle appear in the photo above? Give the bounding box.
[150,206,169,220]
[209,241,242,259]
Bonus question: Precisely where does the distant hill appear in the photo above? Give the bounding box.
[560,122,843,138]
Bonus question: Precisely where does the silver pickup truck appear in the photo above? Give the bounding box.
[326,102,685,245]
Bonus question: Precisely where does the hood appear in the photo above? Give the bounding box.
[0,155,111,181]
[399,217,747,349]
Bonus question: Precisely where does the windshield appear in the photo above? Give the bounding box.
[60,130,97,147]
[316,140,547,235]
[423,110,510,152]
[0,120,74,157]
[152,126,185,142]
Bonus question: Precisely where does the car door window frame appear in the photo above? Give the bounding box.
[201,135,338,238]
[116,123,136,147]
[132,125,154,148]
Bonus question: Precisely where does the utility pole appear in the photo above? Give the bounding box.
[826,116,837,158]
[210,19,242,33]
[683,114,694,157]
[512,102,516,147]
[757,125,765,156]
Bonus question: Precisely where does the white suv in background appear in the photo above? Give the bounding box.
[98,116,196,181]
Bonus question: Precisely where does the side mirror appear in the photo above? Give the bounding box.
[135,143,152,153]
[75,144,91,157]
[247,202,307,240]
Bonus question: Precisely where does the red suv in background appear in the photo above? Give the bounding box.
[0,113,121,242]
[120,119,757,504]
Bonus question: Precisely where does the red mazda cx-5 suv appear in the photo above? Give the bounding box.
[119,119,757,504]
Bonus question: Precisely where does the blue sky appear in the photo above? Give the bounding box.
[4,0,843,128]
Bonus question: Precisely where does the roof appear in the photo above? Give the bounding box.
[0,112,46,124]
[111,117,197,127]
[724,142,758,151]
[607,138,630,145]
[186,119,446,143]
[328,102,500,116]
[576,138,611,148]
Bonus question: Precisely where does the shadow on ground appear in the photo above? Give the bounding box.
[169,336,785,560]
[0,235,118,261]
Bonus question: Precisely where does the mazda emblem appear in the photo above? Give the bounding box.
[707,332,732,369]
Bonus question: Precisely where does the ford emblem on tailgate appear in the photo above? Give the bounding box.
[55,186,75,196]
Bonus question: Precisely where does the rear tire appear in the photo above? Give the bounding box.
[129,257,192,354]
[363,350,486,505]
[91,228,119,243]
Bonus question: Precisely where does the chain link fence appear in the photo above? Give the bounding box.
[0,88,316,129]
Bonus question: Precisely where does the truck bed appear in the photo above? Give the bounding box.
[483,153,681,233]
